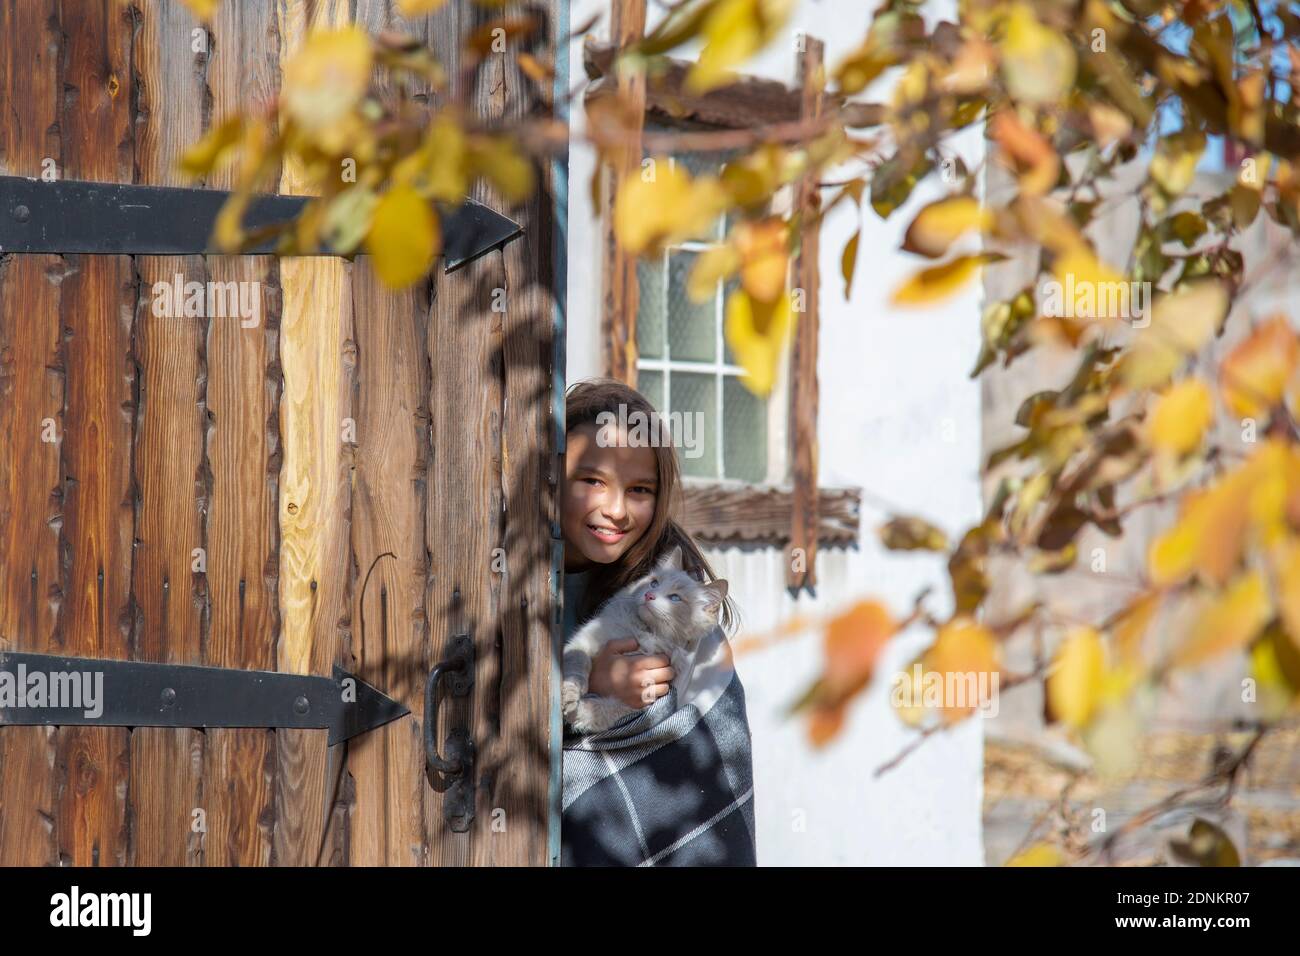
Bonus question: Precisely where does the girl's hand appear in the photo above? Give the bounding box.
[588,638,675,709]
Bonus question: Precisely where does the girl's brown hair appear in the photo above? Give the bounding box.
[565,377,738,634]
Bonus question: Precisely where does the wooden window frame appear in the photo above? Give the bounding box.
[585,34,859,575]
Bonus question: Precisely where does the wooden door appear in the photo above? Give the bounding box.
[0,0,561,867]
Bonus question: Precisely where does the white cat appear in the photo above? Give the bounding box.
[562,545,729,735]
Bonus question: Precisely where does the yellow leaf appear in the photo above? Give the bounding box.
[394,113,469,203]
[1000,3,1077,105]
[919,617,1000,723]
[179,114,244,179]
[396,0,448,13]
[879,516,949,552]
[1271,538,1300,644]
[1121,280,1229,389]
[1146,380,1213,456]
[282,27,373,148]
[735,218,788,303]
[724,288,794,396]
[1150,129,1206,196]
[890,255,993,307]
[1169,818,1241,867]
[1174,571,1272,667]
[687,244,741,303]
[1111,592,1160,664]
[687,0,794,94]
[470,136,535,204]
[614,160,726,254]
[181,0,218,19]
[902,196,992,259]
[365,186,440,288]
[1005,843,1064,866]
[841,231,861,298]
[1045,627,1105,728]
[1221,316,1299,419]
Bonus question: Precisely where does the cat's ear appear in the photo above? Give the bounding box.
[701,579,728,614]
[659,544,684,570]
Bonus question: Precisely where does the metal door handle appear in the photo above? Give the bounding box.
[424,635,474,775]
[424,635,476,832]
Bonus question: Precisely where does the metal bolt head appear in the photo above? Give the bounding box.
[161,687,176,707]
[294,696,310,715]
[13,205,29,223]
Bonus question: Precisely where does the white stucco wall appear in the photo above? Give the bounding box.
[563,0,986,865]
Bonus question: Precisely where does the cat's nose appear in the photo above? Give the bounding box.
[644,592,655,601]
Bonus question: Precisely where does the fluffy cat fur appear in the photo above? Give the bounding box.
[562,546,729,735]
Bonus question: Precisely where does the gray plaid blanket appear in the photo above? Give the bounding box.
[561,625,757,866]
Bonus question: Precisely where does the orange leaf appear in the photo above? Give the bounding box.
[1174,571,1272,667]
[1221,316,1299,419]
[823,600,896,698]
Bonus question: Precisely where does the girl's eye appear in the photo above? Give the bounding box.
[632,485,656,495]
[583,477,603,487]
[668,594,682,603]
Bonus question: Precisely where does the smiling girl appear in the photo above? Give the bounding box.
[560,377,756,866]
[561,378,738,706]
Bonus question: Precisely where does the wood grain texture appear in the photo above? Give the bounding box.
[787,38,824,592]
[129,0,210,867]
[273,0,355,867]
[347,259,429,866]
[0,0,64,867]
[55,0,136,867]
[202,0,281,868]
[598,0,646,386]
[422,0,559,867]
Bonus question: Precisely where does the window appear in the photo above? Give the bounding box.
[634,127,784,486]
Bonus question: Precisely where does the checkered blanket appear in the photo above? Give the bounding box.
[561,625,757,866]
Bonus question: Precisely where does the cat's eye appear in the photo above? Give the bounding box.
[649,578,659,588]
[668,594,682,602]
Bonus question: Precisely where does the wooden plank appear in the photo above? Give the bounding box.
[128,0,209,867]
[54,0,136,868]
[0,0,63,867]
[273,0,355,867]
[598,0,646,385]
[681,483,858,546]
[425,248,502,866]
[347,0,434,867]
[787,37,824,591]
[201,0,281,869]
[474,0,560,867]
[346,259,430,866]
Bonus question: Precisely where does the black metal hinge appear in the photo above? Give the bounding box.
[0,651,409,745]
[0,175,522,272]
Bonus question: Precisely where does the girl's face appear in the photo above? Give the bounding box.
[562,422,658,571]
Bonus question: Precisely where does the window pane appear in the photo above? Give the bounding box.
[636,255,665,359]
[669,371,717,479]
[723,376,768,483]
[638,368,664,414]
[668,250,716,362]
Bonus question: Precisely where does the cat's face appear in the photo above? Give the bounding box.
[631,546,728,641]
